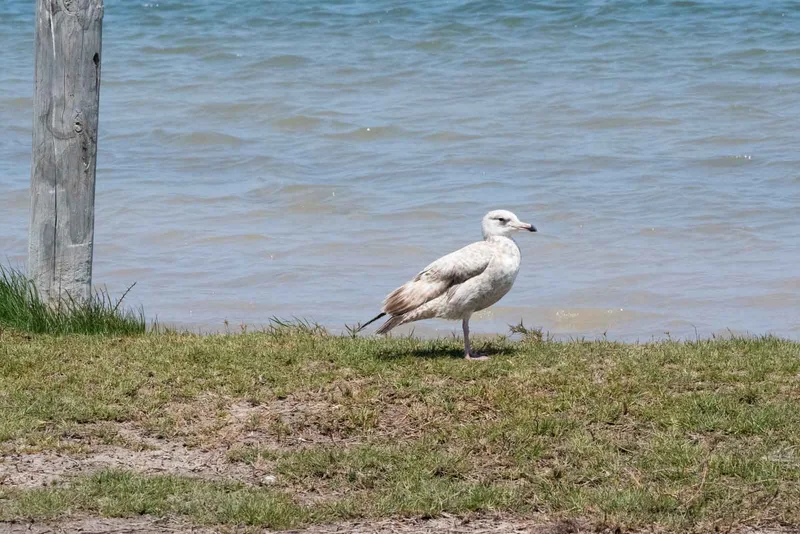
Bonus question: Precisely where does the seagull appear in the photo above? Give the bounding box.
[359,210,536,360]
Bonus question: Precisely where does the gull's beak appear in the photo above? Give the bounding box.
[515,221,537,232]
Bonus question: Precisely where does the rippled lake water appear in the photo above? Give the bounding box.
[1,1,799,340]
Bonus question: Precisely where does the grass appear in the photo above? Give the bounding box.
[0,325,799,531]
[2,470,309,529]
[0,265,145,335]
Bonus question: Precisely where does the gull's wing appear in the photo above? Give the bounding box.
[382,241,494,316]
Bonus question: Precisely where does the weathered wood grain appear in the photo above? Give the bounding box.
[28,0,104,303]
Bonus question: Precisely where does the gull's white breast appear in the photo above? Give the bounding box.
[438,236,521,318]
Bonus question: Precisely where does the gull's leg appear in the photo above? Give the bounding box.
[463,318,471,356]
[463,316,489,361]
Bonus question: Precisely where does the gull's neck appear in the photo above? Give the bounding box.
[484,234,516,245]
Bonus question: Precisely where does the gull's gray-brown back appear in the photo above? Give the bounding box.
[381,240,494,317]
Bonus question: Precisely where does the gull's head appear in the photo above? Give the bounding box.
[482,209,537,239]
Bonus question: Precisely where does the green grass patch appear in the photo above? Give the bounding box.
[0,469,308,529]
[1,328,799,531]
[0,265,145,336]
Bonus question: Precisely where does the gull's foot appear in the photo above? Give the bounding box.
[464,352,490,361]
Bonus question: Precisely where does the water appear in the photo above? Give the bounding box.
[1,1,799,340]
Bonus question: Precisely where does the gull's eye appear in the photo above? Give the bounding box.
[498,217,508,224]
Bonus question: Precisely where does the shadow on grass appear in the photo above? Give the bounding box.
[373,343,513,360]
[414,345,513,359]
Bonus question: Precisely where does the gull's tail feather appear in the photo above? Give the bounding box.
[376,315,405,335]
[357,312,386,332]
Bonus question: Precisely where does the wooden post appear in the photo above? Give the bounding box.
[29,0,104,303]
